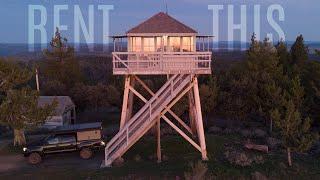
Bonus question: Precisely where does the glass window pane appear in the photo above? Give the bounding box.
[143,37,155,52]
[191,37,195,51]
[163,36,168,51]
[156,37,162,52]
[132,37,142,52]
[129,37,133,51]
[47,137,59,145]
[182,37,191,52]
[58,135,76,143]
[169,37,181,52]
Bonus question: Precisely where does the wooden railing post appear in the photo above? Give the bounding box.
[156,116,161,163]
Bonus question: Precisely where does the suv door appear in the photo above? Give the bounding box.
[56,134,77,152]
[43,136,60,153]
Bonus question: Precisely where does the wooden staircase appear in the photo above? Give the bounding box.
[104,74,192,166]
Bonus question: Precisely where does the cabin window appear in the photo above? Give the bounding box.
[143,37,155,52]
[169,37,181,52]
[182,37,193,52]
[156,37,162,52]
[129,36,195,52]
[131,37,142,52]
[163,36,168,51]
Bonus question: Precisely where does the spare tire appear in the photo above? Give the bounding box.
[79,148,93,159]
[28,152,42,165]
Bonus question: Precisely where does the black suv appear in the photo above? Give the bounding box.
[22,123,105,164]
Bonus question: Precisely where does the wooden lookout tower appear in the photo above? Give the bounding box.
[104,12,213,166]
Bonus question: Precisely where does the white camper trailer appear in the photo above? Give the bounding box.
[38,96,76,128]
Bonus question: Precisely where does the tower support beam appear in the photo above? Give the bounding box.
[128,79,193,135]
[115,74,208,165]
[133,75,193,135]
[120,76,131,129]
[126,76,135,121]
[188,90,198,135]
[193,77,208,160]
[156,116,161,163]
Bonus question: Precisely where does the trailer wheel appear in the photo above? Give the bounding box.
[79,148,93,159]
[28,152,42,165]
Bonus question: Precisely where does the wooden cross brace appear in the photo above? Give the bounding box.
[128,75,204,155]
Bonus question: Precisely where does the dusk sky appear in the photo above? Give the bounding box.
[0,0,319,43]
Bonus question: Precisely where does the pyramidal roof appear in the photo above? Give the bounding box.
[127,12,197,34]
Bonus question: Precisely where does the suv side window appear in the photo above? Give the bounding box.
[47,137,59,145]
[58,135,76,143]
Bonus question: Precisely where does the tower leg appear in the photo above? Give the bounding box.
[120,76,131,130]
[156,116,161,163]
[188,90,197,136]
[193,77,208,160]
[126,76,135,121]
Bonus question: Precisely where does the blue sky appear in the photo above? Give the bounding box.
[0,0,319,43]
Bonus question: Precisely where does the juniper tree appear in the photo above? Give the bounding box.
[42,27,82,90]
[0,58,56,146]
[302,61,320,126]
[199,76,219,118]
[222,36,285,125]
[290,35,309,67]
[44,27,74,63]
[0,88,56,146]
[276,40,291,74]
[0,58,31,92]
[270,77,317,166]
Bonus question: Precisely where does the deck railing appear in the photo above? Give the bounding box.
[112,51,212,75]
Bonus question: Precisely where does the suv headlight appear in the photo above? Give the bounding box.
[100,141,105,146]
[23,147,27,152]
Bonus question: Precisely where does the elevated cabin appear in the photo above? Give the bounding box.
[112,12,213,75]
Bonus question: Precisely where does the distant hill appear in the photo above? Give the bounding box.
[0,42,319,61]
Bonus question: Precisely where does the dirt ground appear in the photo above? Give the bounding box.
[0,136,105,174]
[0,150,105,174]
[0,155,25,173]
[1,134,320,179]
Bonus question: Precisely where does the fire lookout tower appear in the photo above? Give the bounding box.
[104,12,213,166]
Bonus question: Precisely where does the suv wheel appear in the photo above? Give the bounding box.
[28,152,42,164]
[79,148,93,159]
